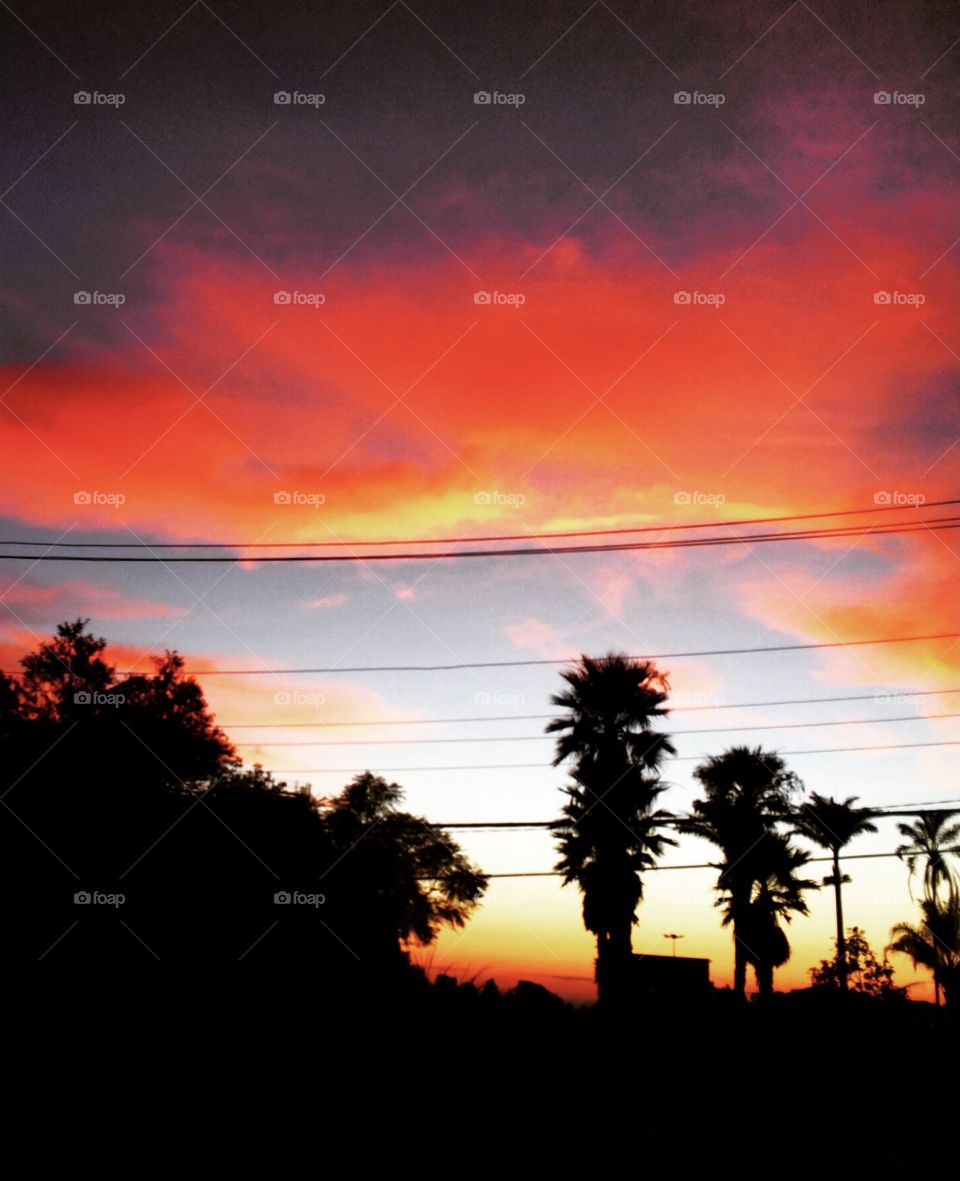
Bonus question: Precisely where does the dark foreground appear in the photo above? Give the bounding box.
[15,973,955,1170]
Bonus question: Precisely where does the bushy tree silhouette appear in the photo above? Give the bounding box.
[320,772,487,969]
[0,623,486,977]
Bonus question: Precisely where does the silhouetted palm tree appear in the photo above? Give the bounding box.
[888,894,960,1008]
[738,834,816,997]
[683,746,804,999]
[793,793,877,990]
[548,653,676,1004]
[895,811,960,904]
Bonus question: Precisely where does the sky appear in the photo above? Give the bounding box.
[0,0,957,999]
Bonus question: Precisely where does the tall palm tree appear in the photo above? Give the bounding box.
[895,811,960,904]
[683,746,804,999]
[548,653,676,1005]
[888,894,960,1008]
[738,834,816,998]
[793,793,877,990]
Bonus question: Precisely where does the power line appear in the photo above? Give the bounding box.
[24,630,951,677]
[228,710,960,745]
[1,516,957,562]
[482,847,960,878]
[8,497,955,549]
[263,736,960,773]
[216,687,960,727]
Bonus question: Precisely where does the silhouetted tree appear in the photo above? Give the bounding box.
[810,927,903,998]
[895,811,960,904]
[684,746,807,999]
[794,793,877,990]
[888,895,960,1007]
[547,653,676,1005]
[320,772,487,968]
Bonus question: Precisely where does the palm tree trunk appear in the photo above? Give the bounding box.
[734,935,747,999]
[833,849,847,991]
